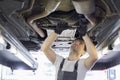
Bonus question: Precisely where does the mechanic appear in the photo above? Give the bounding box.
[41,21,98,80]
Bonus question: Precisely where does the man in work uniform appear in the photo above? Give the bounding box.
[41,20,98,80]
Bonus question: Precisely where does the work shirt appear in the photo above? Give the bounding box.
[54,54,94,80]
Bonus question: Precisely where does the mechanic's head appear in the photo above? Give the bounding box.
[70,37,86,56]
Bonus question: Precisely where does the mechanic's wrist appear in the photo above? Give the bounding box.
[79,32,87,37]
[83,32,87,36]
[54,30,62,34]
[82,33,87,38]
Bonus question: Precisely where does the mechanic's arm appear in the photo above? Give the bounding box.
[77,20,98,69]
[41,22,68,64]
[83,34,98,69]
[41,32,58,64]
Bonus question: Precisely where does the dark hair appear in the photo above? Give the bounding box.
[74,38,86,51]
[75,37,83,41]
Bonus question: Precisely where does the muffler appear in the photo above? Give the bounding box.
[72,0,95,14]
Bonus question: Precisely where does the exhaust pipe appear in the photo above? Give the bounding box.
[72,0,96,26]
[28,0,62,37]
[72,0,95,14]
[29,22,45,38]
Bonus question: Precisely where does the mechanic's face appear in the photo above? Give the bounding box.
[70,39,85,53]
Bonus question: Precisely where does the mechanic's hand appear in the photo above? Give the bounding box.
[54,21,69,34]
[77,24,87,37]
[76,15,89,37]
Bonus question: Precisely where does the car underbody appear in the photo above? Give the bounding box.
[0,0,120,70]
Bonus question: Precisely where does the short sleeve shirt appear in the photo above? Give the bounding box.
[53,54,92,80]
